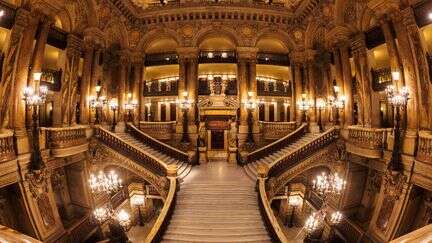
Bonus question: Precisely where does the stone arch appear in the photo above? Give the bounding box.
[103,19,129,50]
[191,26,242,48]
[137,28,181,53]
[325,26,352,47]
[253,29,295,52]
[305,21,328,49]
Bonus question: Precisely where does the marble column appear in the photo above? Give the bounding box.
[12,11,39,154]
[61,34,82,126]
[401,8,432,129]
[237,47,258,147]
[79,39,94,124]
[131,55,143,125]
[28,16,53,87]
[175,54,187,138]
[306,49,318,132]
[381,18,403,89]
[187,54,198,130]
[351,34,373,127]
[117,51,130,130]
[0,9,33,131]
[340,45,353,126]
[294,64,303,124]
[89,48,102,96]
[391,13,419,132]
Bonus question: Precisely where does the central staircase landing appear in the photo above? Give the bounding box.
[162,161,271,243]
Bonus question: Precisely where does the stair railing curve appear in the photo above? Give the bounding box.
[245,123,307,164]
[126,123,189,163]
[268,127,340,178]
[95,126,167,177]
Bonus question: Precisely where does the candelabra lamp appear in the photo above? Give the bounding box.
[89,84,108,124]
[116,209,131,230]
[304,171,346,237]
[385,81,409,172]
[124,93,138,122]
[88,170,123,195]
[298,93,311,123]
[245,92,256,145]
[131,193,145,226]
[110,99,119,132]
[287,194,302,228]
[23,72,48,171]
[179,91,192,143]
[316,98,326,132]
[328,86,345,126]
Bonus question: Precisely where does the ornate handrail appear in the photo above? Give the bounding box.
[127,123,189,163]
[257,177,289,242]
[268,127,339,178]
[43,126,88,149]
[246,123,306,164]
[145,177,177,243]
[95,126,167,177]
[259,121,297,140]
[347,126,390,150]
[138,121,176,140]
[0,132,16,162]
[417,130,432,163]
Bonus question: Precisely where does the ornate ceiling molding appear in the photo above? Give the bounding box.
[106,0,320,26]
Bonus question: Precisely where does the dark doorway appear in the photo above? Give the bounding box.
[279,105,285,122]
[259,103,265,121]
[170,103,176,121]
[160,103,166,121]
[269,104,275,122]
[211,130,224,150]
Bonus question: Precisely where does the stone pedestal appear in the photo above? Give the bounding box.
[228,147,237,164]
[198,146,208,164]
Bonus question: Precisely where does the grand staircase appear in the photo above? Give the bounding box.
[244,124,321,180]
[162,162,272,243]
[116,124,192,180]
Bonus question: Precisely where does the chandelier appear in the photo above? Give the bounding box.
[304,171,347,234]
[89,170,123,194]
[116,209,131,229]
[23,85,48,106]
[178,91,192,110]
[298,93,312,111]
[93,206,113,223]
[89,95,108,109]
[312,171,346,195]
[385,85,409,107]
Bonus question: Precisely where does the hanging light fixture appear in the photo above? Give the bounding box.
[312,171,346,195]
[116,209,131,230]
[93,206,112,223]
[89,170,123,194]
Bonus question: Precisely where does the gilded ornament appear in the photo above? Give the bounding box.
[182,26,194,38]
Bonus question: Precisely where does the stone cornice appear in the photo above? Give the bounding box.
[106,0,320,26]
[236,47,259,60]
[176,47,199,59]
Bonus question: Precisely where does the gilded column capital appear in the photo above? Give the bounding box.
[130,52,145,65]
[66,34,82,57]
[289,50,305,65]
[12,8,31,32]
[83,27,105,48]
[350,33,367,53]
[305,49,317,62]
[236,47,258,61]
[176,47,199,60]
[117,49,131,64]
[401,7,417,28]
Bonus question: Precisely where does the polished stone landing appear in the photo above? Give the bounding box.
[161,161,272,243]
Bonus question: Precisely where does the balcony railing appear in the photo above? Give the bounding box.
[198,77,238,95]
[43,126,88,149]
[257,80,291,97]
[347,126,390,150]
[139,121,176,140]
[144,53,178,66]
[417,131,432,163]
[259,121,296,140]
[127,123,189,164]
[41,68,62,92]
[95,126,167,177]
[0,132,16,162]
[371,67,392,91]
[143,80,178,97]
[245,123,306,164]
[257,53,290,66]
[268,127,340,178]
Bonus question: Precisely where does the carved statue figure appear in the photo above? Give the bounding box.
[198,122,206,147]
[229,119,238,148]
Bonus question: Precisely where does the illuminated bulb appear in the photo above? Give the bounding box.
[33,72,42,81]
[221,52,228,58]
[429,12,432,20]
[207,52,214,58]
[392,71,401,81]
[0,10,4,18]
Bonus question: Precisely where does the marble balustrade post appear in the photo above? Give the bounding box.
[351,34,373,127]
[340,45,353,126]
[0,8,33,132]
[61,34,81,126]
[79,39,94,124]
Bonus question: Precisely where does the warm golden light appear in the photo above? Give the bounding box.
[33,72,42,82]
